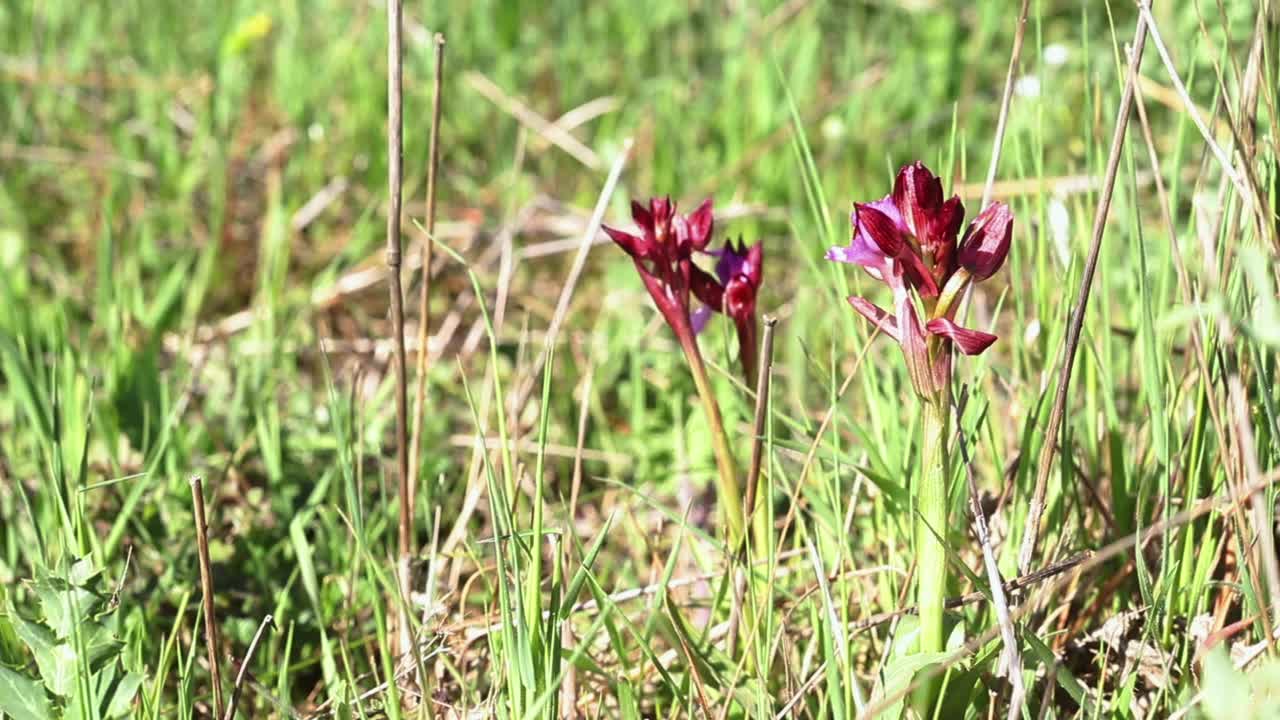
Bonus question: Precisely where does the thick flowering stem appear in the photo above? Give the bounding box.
[680,335,746,547]
[917,396,950,656]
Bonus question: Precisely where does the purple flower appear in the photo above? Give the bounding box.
[603,197,721,341]
[827,162,1012,399]
[704,238,763,379]
[606,197,766,383]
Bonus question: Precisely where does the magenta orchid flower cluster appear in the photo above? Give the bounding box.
[827,160,1013,663]
[827,161,1012,401]
[603,167,1013,672]
[604,198,763,381]
[603,198,762,544]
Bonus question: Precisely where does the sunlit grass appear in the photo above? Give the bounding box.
[1,0,1277,717]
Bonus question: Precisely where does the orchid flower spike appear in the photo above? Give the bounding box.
[826,161,1013,399]
[603,197,720,343]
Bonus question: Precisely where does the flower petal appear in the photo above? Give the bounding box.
[826,235,885,270]
[925,317,998,355]
[724,275,756,322]
[650,196,673,223]
[685,198,715,251]
[855,202,908,257]
[691,305,713,335]
[689,264,724,312]
[603,224,649,259]
[847,296,900,341]
[893,161,945,239]
[933,196,966,246]
[711,238,748,284]
[958,202,1014,280]
[898,252,940,298]
[630,200,653,232]
[744,241,763,287]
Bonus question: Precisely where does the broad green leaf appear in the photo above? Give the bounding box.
[872,648,948,720]
[0,666,54,720]
[32,576,108,640]
[105,670,144,718]
[8,612,73,697]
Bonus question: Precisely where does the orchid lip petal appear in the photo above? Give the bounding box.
[925,317,998,355]
[847,296,900,341]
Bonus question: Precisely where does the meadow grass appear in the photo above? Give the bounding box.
[1,0,1279,717]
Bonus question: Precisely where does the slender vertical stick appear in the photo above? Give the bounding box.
[384,0,412,657]
[409,34,446,520]
[223,614,273,720]
[979,0,1030,212]
[190,476,225,720]
[952,395,1024,718]
[744,316,778,524]
[1019,6,1150,577]
[728,315,778,666]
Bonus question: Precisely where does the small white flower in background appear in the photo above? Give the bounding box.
[1014,74,1041,98]
[1047,195,1071,268]
[1023,319,1041,345]
[821,115,846,142]
[308,123,325,142]
[1043,43,1069,67]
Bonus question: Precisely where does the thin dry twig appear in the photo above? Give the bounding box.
[223,614,274,720]
[1138,5,1252,205]
[408,33,446,533]
[190,476,225,720]
[384,0,413,659]
[745,315,779,522]
[465,71,603,169]
[952,391,1025,718]
[865,465,1280,718]
[979,0,1031,211]
[508,140,632,425]
[1020,4,1150,577]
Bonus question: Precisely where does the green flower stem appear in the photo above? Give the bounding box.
[680,336,746,548]
[917,396,950,656]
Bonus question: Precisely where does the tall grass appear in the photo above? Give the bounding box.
[1,1,1278,718]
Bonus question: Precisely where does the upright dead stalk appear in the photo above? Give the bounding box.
[190,476,225,719]
[384,0,411,657]
[409,33,446,521]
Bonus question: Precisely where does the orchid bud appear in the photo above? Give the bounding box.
[958,202,1014,280]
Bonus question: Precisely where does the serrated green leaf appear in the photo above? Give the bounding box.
[80,621,124,673]
[8,612,74,697]
[33,577,108,639]
[67,557,102,588]
[0,665,54,720]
